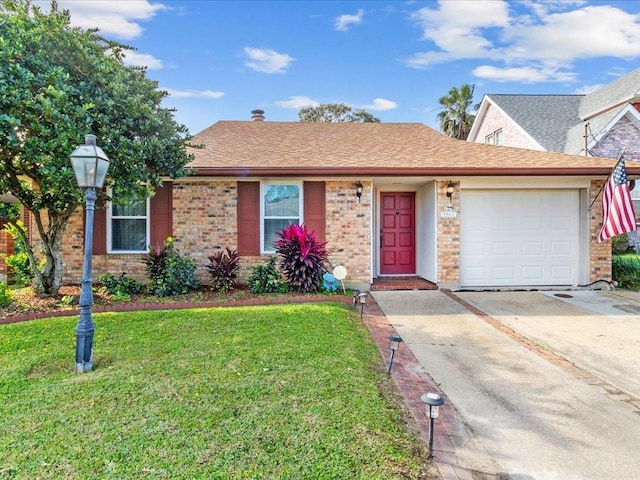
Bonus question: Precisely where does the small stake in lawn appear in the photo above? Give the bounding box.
[358,291,367,318]
[387,334,403,374]
[421,392,445,458]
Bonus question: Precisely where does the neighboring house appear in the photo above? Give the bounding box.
[57,111,638,291]
[468,67,640,216]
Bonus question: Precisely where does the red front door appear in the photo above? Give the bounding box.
[380,192,415,274]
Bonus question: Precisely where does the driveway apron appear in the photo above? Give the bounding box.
[372,290,640,480]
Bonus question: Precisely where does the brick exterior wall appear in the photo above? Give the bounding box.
[324,181,371,285]
[60,180,372,288]
[436,181,459,285]
[0,222,12,282]
[58,178,609,288]
[589,179,612,281]
[590,116,640,163]
[473,102,543,150]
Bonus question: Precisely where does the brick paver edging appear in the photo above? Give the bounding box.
[361,299,472,480]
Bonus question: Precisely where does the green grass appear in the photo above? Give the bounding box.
[613,253,640,290]
[0,303,429,479]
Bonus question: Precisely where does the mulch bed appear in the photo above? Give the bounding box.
[0,285,353,325]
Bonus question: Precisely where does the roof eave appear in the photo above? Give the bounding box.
[191,166,622,177]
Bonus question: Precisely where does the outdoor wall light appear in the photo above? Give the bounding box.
[421,392,445,458]
[70,134,110,373]
[446,181,455,201]
[355,181,363,203]
[358,291,368,318]
[387,334,403,374]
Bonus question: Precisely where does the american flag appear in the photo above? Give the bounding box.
[598,157,636,242]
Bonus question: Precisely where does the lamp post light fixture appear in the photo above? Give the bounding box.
[355,181,363,203]
[358,291,367,318]
[421,392,445,458]
[69,134,110,373]
[387,334,403,374]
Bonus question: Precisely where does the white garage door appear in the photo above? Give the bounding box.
[460,189,580,287]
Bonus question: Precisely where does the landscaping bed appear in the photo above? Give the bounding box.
[0,285,351,323]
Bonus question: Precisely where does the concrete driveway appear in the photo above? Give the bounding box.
[372,289,640,480]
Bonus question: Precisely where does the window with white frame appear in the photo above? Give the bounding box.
[262,183,301,253]
[485,128,503,145]
[494,128,503,145]
[107,191,150,253]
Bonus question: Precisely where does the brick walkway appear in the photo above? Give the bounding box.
[361,298,477,480]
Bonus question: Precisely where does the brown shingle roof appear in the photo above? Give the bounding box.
[188,121,631,176]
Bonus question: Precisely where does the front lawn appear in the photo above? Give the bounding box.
[0,303,432,479]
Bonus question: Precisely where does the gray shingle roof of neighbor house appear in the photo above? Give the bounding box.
[579,68,640,120]
[483,94,583,152]
[473,68,640,156]
[187,121,636,176]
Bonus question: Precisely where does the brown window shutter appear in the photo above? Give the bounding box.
[303,181,325,243]
[237,181,260,255]
[150,182,173,247]
[93,196,107,255]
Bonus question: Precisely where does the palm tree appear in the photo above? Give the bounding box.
[437,84,479,140]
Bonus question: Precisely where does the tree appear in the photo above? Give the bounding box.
[298,103,380,123]
[0,0,193,295]
[437,84,479,140]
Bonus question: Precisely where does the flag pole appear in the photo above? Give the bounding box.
[589,148,627,210]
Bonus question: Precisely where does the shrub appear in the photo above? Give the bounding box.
[612,253,640,290]
[612,234,631,254]
[273,224,329,294]
[0,282,12,307]
[2,220,36,286]
[205,247,239,293]
[4,252,33,286]
[99,272,144,299]
[141,237,199,297]
[248,256,289,294]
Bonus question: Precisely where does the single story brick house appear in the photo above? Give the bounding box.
[59,112,637,291]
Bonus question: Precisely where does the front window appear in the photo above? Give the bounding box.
[108,192,149,253]
[262,183,301,253]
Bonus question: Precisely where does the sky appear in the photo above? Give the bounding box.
[35,0,640,135]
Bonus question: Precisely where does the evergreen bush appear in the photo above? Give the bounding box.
[141,237,198,297]
[247,256,289,294]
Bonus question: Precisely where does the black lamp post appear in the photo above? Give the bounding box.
[421,392,445,458]
[387,334,403,374]
[70,134,110,373]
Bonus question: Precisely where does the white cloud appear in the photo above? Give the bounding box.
[334,9,364,32]
[164,88,225,99]
[243,47,295,74]
[360,98,397,111]
[40,1,168,40]
[472,65,576,83]
[275,96,319,109]
[503,6,640,63]
[406,0,509,66]
[123,51,164,70]
[574,84,603,95]
[404,0,640,84]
